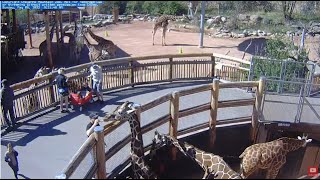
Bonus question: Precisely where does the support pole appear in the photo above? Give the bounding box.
[59,10,64,43]
[55,10,60,55]
[199,1,205,48]
[44,10,53,68]
[27,9,33,48]
[12,9,17,33]
[209,79,219,149]
[94,126,106,179]
[251,77,265,142]
[169,91,179,160]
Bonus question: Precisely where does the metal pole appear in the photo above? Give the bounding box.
[199,1,205,48]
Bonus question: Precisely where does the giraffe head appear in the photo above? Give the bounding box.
[297,134,312,147]
[152,131,169,149]
[103,101,140,122]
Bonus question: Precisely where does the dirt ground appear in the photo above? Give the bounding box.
[5,20,320,85]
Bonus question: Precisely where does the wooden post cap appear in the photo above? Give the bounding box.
[94,126,103,132]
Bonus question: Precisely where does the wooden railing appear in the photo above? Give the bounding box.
[5,53,250,122]
[57,79,263,179]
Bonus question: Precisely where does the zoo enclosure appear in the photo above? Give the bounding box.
[6,53,251,123]
[57,78,264,179]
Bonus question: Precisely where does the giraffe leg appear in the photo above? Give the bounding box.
[152,26,158,46]
[162,26,167,46]
[266,159,286,179]
[266,166,281,179]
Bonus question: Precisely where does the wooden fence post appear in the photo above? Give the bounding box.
[94,126,106,179]
[48,74,56,104]
[251,76,265,142]
[209,79,219,149]
[211,56,215,78]
[129,60,134,87]
[169,57,173,81]
[169,91,179,160]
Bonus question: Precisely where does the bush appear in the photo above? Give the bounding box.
[141,1,187,15]
[252,36,309,93]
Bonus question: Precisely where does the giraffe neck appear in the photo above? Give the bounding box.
[127,114,144,158]
[162,135,207,169]
[88,28,105,44]
[279,137,305,152]
[83,34,93,48]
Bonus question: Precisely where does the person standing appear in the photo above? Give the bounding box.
[4,143,19,179]
[86,112,100,165]
[89,64,104,104]
[0,79,16,128]
[54,68,70,113]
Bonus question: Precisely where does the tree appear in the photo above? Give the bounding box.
[98,1,128,14]
[126,1,144,14]
[282,1,296,21]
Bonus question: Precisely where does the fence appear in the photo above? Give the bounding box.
[1,53,250,124]
[57,78,265,179]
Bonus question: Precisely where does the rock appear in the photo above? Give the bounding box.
[257,29,263,33]
[221,16,227,23]
[207,19,214,25]
[222,29,230,33]
[266,33,272,36]
[238,14,250,21]
[243,30,249,36]
[238,33,245,38]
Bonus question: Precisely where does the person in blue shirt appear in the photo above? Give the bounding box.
[54,68,70,113]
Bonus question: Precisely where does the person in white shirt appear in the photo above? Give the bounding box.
[89,64,104,104]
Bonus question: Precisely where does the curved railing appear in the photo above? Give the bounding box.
[56,79,264,179]
[7,53,251,122]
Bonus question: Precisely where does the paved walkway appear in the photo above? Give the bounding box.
[1,80,255,179]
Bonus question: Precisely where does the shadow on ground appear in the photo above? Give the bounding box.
[237,38,267,56]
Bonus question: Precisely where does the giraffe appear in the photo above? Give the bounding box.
[239,135,312,179]
[86,27,117,58]
[82,33,107,62]
[152,131,242,179]
[39,21,57,61]
[104,101,157,179]
[152,15,177,46]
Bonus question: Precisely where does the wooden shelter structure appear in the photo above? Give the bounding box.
[36,7,83,68]
[1,9,26,71]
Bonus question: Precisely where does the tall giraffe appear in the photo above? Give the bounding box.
[152,15,177,46]
[104,101,157,179]
[239,135,312,179]
[82,33,106,62]
[86,27,117,58]
[152,131,242,179]
[39,21,57,59]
